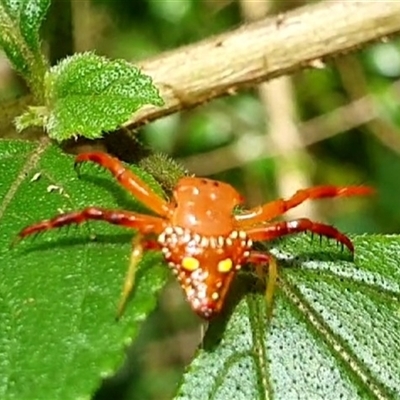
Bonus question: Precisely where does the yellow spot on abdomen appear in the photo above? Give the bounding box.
[217,258,233,273]
[182,256,200,271]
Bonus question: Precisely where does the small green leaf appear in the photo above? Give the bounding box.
[175,235,400,399]
[0,0,49,98]
[44,52,165,140]
[139,152,189,194]
[14,105,48,131]
[0,140,169,400]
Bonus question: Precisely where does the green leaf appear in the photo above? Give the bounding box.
[43,52,165,141]
[0,140,169,400]
[14,105,48,131]
[0,0,49,99]
[175,235,400,399]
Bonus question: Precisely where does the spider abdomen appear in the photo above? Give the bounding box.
[157,226,252,318]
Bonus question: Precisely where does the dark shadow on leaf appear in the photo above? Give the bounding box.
[202,272,261,351]
[16,232,134,254]
[76,173,149,213]
[258,237,355,264]
[105,128,152,164]
[278,251,354,266]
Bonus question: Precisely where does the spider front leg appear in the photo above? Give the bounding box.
[247,218,354,252]
[16,208,166,318]
[75,152,172,218]
[16,207,166,241]
[236,185,374,226]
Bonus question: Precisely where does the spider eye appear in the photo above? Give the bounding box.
[182,256,200,271]
[217,258,233,273]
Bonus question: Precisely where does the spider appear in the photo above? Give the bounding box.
[16,152,374,319]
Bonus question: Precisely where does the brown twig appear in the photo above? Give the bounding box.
[126,0,400,130]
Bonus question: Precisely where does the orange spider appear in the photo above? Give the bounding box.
[16,152,374,319]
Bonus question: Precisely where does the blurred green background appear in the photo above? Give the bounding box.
[1,1,399,399]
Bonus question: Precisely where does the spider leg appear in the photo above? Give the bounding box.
[75,152,172,217]
[15,208,165,318]
[248,251,278,319]
[235,185,374,226]
[246,218,354,253]
[116,234,160,319]
[15,207,166,243]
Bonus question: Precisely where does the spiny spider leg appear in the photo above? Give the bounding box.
[247,251,278,319]
[235,185,374,226]
[75,152,172,218]
[246,218,354,253]
[16,208,166,318]
[16,207,166,242]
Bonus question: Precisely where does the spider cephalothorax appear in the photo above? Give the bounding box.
[16,152,374,319]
